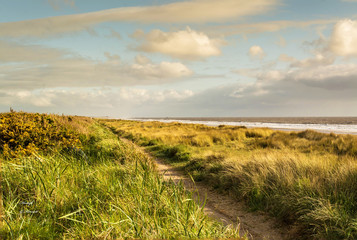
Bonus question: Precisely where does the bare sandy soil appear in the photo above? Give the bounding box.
[121,138,293,240]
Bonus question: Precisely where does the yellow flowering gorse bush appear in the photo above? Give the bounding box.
[0,111,81,157]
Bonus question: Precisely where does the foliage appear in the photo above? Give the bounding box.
[103,119,357,239]
[0,113,242,239]
[0,111,90,158]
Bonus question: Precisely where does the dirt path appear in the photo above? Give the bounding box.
[122,138,292,240]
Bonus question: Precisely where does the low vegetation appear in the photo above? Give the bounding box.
[0,111,87,158]
[103,119,357,239]
[0,112,242,239]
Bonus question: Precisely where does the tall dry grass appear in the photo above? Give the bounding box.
[0,113,243,239]
[103,119,357,239]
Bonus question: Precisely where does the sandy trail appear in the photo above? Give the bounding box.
[122,138,292,240]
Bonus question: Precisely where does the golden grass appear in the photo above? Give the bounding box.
[103,119,357,239]
[1,113,242,239]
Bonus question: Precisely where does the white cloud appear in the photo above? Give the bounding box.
[289,53,335,68]
[257,70,284,82]
[287,64,357,90]
[183,63,357,116]
[2,61,357,117]
[0,41,193,91]
[234,68,261,78]
[278,54,296,63]
[329,19,357,57]
[118,88,194,103]
[193,81,357,116]
[0,40,66,63]
[104,52,121,63]
[131,61,192,79]
[135,55,151,65]
[6,90,54,107]
[0,59,193,90]
[239,63,357,91]
[134,27,224,60]
[0,88,195,117]
[278,52,335,68]
[0,0,278,37]
[205,19,336,36]
[229,59,357,116]
[249,45,265,59]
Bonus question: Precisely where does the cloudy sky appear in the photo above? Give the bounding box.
[1,0,357,117]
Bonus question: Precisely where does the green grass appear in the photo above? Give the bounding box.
[103,119,357,239]
[0,115,243,239]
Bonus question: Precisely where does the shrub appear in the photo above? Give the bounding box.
[0,111,82,157]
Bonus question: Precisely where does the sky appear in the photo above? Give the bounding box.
[1,0,357,117]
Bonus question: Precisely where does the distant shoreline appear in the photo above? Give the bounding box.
[137,117,357,125]
[128,118,357,135]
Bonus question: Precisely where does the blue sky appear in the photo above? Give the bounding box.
[1,0,357,117]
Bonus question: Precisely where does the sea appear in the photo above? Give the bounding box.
[128,117,357,135]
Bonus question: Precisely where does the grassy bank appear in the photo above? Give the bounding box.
[0,112,242,239]
[102,119,357,239]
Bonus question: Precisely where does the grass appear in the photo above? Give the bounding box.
[102,119,357,239]
[0,112,243,239]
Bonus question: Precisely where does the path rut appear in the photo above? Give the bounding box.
[122,138,292,240]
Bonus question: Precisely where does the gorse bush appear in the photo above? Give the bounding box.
[0,111,87,157]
